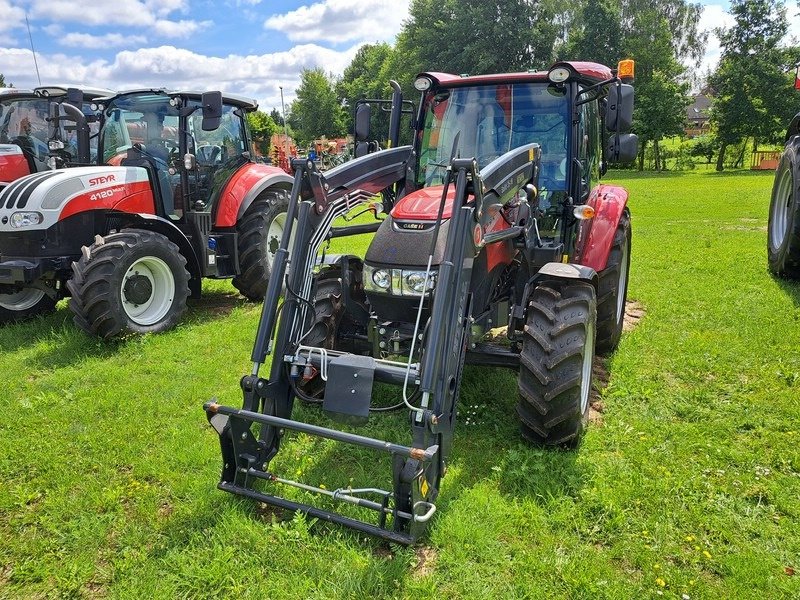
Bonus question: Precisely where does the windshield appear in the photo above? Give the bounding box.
[418,82,570,189]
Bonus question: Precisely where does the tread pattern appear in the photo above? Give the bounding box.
[768,137,800,278]
[66,229,190,338]
[232,190,289,301]
[596,208,631,354]
[516,280,596,446]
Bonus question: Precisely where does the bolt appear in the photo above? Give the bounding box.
[351,389,356,394]
[241,432,247,440]
[353,373,358,378]
[257,381,264,388]
[379,328,386,335]
[379,341,386,349]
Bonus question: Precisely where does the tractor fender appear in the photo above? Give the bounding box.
[575,184,629,272]
[110,212,202,281]
[786,112,800,143]
[530,262,598,290]
[214,163,293,228]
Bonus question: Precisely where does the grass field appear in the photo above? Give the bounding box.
[1,169,799,599]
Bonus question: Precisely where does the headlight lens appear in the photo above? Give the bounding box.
[364,265,436,296]
[371,268,391,290]
[10,211,43,228]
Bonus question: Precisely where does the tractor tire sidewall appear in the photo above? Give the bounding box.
[596,208,631,354]
[516,280,596,447]
[232,190,290,301]
[767,138,800,278]
[0,289,57,324]
[67,229,190,338]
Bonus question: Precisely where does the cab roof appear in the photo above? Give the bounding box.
[99,88,259,111]
[419,62,614,89]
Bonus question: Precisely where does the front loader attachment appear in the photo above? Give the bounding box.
[203,144,541,543]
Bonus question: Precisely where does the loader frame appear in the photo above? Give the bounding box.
[205,142,542,543]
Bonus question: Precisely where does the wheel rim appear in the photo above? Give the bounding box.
[769,168,792,251]
[0,288,45,311]
[579,320,594,415]
[615,242,629,324]
[120,256,175,325]
[267,212,287,265]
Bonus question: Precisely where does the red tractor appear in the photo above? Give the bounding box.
[767,66,800,278]
[0,85,113,187]
[204,60,638,543]
[0,89,292,333]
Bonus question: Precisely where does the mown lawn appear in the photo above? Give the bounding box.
[1,169,798,599]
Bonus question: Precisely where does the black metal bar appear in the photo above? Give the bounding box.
[205,402,437,461]
[388,80,403,149]
[298,352,419,386]
[250,167,305,364]
[482,226,524,245]
[218,482,415,545]
[328,221,382,238]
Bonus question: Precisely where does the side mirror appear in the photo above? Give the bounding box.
[201,91,223,131]
[355,103,371,142]
[605,133,639,163]
[605,84,634,133]
[66,87,82,106]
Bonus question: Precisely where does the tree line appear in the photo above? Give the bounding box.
[288,0,799,171]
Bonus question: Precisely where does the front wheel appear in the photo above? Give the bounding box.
[768,138,800,278]
[516,280,596,446]
[67,229,190,338]
[232,190,290,300]
[0,287,57,324]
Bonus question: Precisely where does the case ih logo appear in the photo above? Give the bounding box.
[88,175,116,186]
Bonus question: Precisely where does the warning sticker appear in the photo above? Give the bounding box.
[420,476,429,497]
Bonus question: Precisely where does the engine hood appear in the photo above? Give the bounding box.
[0,166,151,233]
[390,185,474,221]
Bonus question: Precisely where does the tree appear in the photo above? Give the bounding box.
[246,110,278,156]
[396,0,559,77]
[269,107,284,127]
[335,43,395,142]
[634,68,691,170]
[287,68,345,145]
[709,0,791,170]
[563,0,623,67]
[0,73,10,88]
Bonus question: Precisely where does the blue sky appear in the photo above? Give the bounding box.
[0,0,796,112]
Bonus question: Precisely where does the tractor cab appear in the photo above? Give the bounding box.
[0,86,112,186]
[98,89,254,221]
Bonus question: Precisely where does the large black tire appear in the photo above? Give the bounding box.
[67,229,190,339]
[0,287,57,324]
[768,138,800,278]
[595,209,631,354]
[516,280,596,446]
[232,190,290,300]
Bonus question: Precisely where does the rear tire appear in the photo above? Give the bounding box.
[596,209,631,354]
[516,280,596,446]
[232,190,290,300]
[67,229,190,338]
[0,287,56,324]
[768,138,800,278]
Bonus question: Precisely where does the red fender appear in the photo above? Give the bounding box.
[215,163,293,228]
[0,151,31,184]
[575,184,629,272]
[59,181,155,220]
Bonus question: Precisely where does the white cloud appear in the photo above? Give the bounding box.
[144,0,188,17]
[0,43,363,109]
[0,0,25,33]
[61,32,148,49]
[264,0,409,44]
[153,19,212,38]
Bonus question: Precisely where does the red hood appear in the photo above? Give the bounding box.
[391,185,474,221]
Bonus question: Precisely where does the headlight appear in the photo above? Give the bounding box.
[371,268,391,290]
[10,211,43,228]
[364,265,437,296]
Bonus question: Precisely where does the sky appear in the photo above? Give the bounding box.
[0,0,796,112]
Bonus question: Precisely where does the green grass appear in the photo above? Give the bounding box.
[2,169,799,598]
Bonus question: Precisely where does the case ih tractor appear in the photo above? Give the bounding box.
[767,66,800,278]
[0,89,292,332]
[0,85,112,188]
[204,60,637,544]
